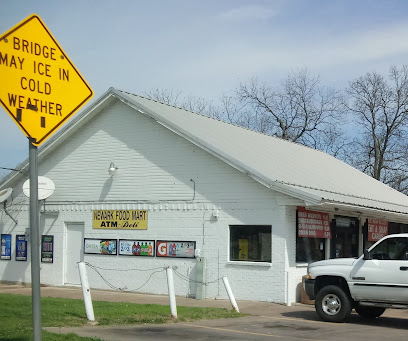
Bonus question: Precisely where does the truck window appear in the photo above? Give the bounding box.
[370,237,408,260]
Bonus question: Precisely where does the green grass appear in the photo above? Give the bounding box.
[0,293,242,341]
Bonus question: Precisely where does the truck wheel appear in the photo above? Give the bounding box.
[315,285,351,322]
[355,304,386,319]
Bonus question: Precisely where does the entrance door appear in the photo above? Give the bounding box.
[332,216,359,258]
[65,223,84,285]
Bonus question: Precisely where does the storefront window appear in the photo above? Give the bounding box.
[296,207,330,263]
[229,225,271,262]
[296,237,325,263]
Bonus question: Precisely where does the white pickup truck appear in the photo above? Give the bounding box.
[304,233,408,322]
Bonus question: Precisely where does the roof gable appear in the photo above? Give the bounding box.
[3,87,408,216]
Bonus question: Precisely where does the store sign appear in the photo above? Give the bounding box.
[368,218,388,242]
[119,239,155,256]
[156,240,196,258]
[84,238,117,255]
[297,207,331,239]
[41,235,54,263]
[0,14,93,146]
[1,234,11,260]
[16,235,27,261]
[92,210,148,230]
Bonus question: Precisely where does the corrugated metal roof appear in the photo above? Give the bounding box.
[2,87,408,216]
[115,89,408,215]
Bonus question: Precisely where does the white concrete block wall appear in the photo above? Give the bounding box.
[0,99,305,303]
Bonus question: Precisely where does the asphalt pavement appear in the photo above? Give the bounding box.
[2,284,408,341]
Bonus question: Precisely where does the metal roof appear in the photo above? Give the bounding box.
[115,89,408,215]
[3,87,408,216]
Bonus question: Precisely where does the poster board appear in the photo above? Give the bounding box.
[16,235,27,261]
[297,207,331,239]
[41,235,54,263]
[156,240,195,258]
[1,234,11,260]
[119,239,155,256]
[368,219,388,241]
[84,238,117,255]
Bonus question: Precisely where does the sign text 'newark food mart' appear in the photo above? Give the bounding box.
[93,210,148,230]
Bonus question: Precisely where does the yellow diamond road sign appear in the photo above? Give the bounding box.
[0,14,93,146]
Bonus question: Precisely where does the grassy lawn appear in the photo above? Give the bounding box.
[0,293,242,341]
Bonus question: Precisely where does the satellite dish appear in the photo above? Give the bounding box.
[0,188,12,203]
[23,176,55,200]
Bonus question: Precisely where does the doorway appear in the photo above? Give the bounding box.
[331,216,359,258]
[65,223,84,285]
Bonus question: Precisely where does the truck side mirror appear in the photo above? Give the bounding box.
[363,249,372,260]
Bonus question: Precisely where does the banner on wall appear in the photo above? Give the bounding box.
[92,210,148,230]
[156,241,195,258]
[84,239,117,255]
[41,235,54,263]
[1,234,11,260]
[367,218,388,241]
[16,235,27,261]
[119,240,155,256]
[297,207,331,239]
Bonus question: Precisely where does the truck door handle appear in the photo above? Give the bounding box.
[400,266,408,271]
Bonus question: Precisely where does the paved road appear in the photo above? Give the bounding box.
[2,284,408,340]
[47,311,408,341]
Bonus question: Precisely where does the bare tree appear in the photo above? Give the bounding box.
[144,88,219,117]
[223,68,347,157]
[144,88,183,106]
[346,65,408,193]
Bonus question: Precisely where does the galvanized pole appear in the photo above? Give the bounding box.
[29,140,42,341]
[78,262,95,321]
[166,266,177,319]
[222,276,239,312]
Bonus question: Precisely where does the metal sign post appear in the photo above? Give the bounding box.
[0,15,93,341]
[29,140,41,341]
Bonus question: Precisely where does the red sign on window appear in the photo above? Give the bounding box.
[297,207,331,239]
[367,218,388,241]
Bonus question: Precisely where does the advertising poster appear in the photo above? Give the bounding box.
[368,218,388,241]
[297,206,331,239]
[119,240,155,256]
[156,241,195,258]
[238,239,249,260]
[41,235,54,263]
[1,234,11,260]
[92,210,148,230]
[84,238,117,255]
[16,235,27,261]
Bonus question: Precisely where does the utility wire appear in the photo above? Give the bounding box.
[85,262,166,292]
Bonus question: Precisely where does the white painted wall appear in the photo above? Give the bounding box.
[0,100,307,303]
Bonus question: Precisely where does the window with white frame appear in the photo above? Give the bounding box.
[229,225,271,262]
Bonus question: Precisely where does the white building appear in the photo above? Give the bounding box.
[1,88,408,304]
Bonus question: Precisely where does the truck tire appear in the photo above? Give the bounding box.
[355,304,386,319]
[315,285,351,322]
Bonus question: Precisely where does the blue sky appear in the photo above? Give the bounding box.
[1,0,408,173]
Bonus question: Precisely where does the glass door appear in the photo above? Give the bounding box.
[331,216,359,258]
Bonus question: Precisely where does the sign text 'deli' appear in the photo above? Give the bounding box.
[0,14,93,146]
